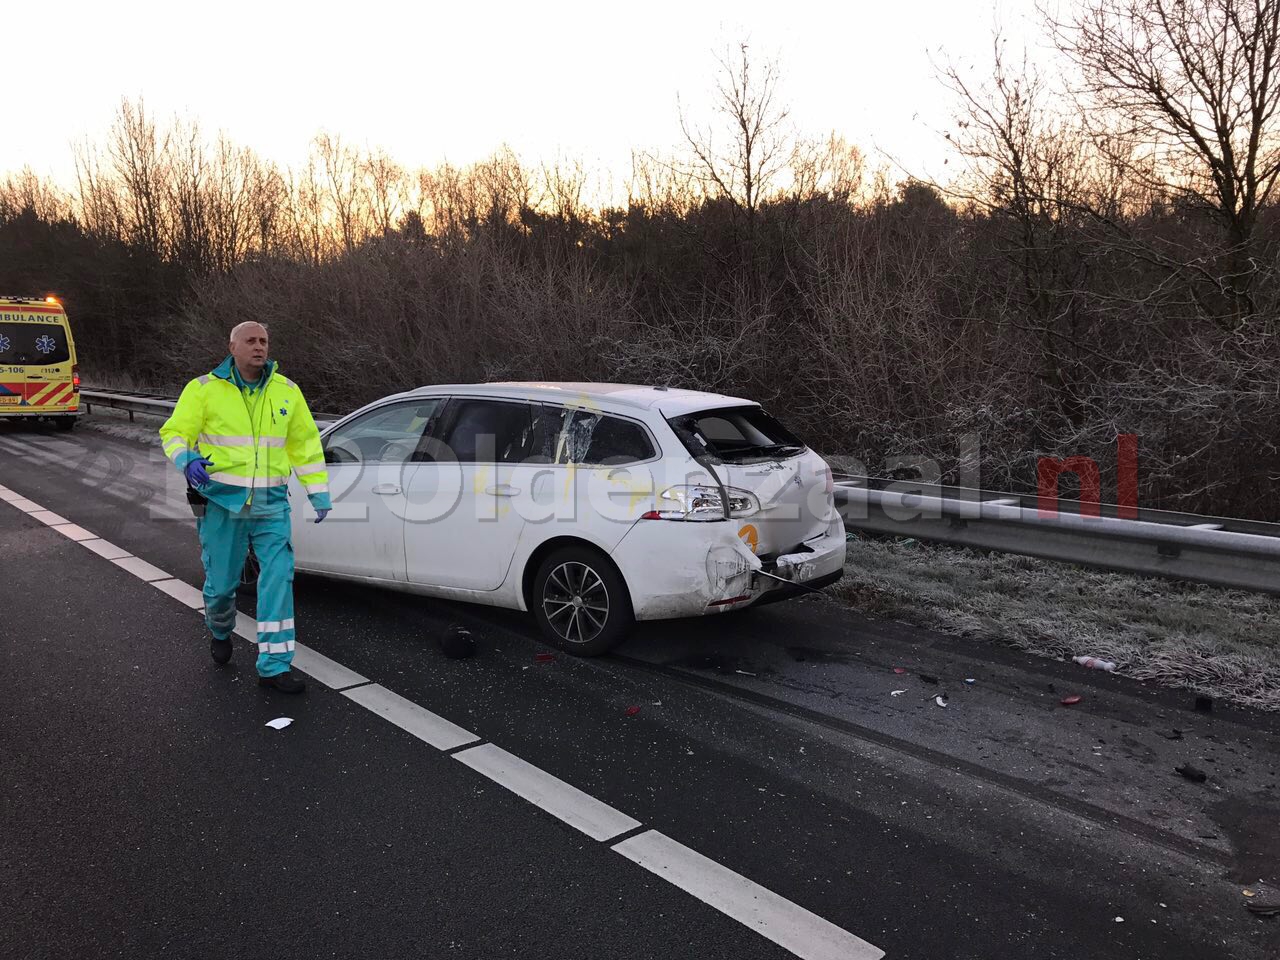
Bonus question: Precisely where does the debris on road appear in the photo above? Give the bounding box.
[1175,763,1208,783]
[440,625,475,659]
[1243,889,1257,898]
[1114,917,1124,923]
[919,674,940,685]
[893,667,907,675]
[624,705,641,716]
[735,669,757,676]
[964,678,976,684]
[934,695,948,708]
[1073,655,1117,672]
[1060,695,1083,706]
[891,689,907,697]
[264,717,293,730]
[534,652,555,664]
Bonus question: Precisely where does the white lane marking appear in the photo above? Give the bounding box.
[111,555,170,582]
[613,831,885,960]
[151,578,205,609]
[232,611,258,641]
[79,538,133,561]
[52,523,98,543]
[29,509,69,525]
[292,642,369,689]
[9,498,43,512]
[0,483,11,494]
[343,683,480,751]
[453,742,642,842]
[0,490,23,503]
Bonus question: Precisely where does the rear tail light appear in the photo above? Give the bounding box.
[823,464,833,494]
[72,364,80,393]
[642,484,760,521]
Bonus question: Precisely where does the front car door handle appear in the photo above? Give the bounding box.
[485,484,521,497]
[371,483,402,495]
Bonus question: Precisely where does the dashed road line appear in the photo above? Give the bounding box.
[343,683,481,751]
[614,830,885,960]
[110,555,171,582]
[292,642,369,690]
[453,742,642,842]
[0,483,886,960]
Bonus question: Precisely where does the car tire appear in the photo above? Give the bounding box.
[531,546,633,656]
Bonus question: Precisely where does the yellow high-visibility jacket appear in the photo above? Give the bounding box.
[159,355,331,515]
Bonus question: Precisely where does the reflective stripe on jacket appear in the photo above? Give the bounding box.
[158,355,332,515]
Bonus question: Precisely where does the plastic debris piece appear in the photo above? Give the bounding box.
[624,705,641,716]
[1114,917,1124,923]
[919,674,940,685]
[265,717,293,730]
[934,695,948,708]
[964,678,976,684]
[1060,695,1082,706]
[1175,764,1208,783]
[1073,655,1117,672]
[893,667,907,675]
[1243,889,1257,898]
[534,652,555,663]
[891,689,907,697]
[735,669,757,676]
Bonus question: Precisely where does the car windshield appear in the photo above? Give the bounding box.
[0,321,71,365]
[667,406,807,463]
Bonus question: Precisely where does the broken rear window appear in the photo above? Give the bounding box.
[668,406,806,463]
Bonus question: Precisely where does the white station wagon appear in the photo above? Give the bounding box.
[288,382,846,654]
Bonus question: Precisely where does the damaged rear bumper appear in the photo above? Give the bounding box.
[610,514,847,621]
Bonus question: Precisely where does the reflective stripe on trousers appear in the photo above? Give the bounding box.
[196,501,296,678]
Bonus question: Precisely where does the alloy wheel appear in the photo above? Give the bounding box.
[541,561,610,645]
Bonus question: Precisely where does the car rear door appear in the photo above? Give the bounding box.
[403,397,536,590]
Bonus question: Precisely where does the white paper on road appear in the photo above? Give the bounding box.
[265,717,293,730]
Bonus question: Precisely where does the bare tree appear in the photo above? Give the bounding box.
[679,43,793,228]
[1050,0,1280,323]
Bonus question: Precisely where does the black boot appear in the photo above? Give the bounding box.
[258,671,306,694]
[210,636,233,665]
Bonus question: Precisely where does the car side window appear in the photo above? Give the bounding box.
[323,399,442,464]
[527,404,570,463]
[440,399,534,463]
[561,411,655,465]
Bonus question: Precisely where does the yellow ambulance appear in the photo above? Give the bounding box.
[0,296,80,430]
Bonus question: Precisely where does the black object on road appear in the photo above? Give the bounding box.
[1174,764,1208,783]
[440,625,475,659]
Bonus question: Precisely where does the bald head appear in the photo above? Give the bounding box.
[229,321,269,382]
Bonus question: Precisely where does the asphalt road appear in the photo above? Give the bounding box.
[1,417,1277,960]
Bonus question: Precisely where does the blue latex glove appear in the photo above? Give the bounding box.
[315,507,330,524]
[184,457,213,488]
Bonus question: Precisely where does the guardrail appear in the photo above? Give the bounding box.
[80,388,341,428]
[834,477,1280,595]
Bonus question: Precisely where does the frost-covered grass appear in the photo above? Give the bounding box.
[831,534,1280,711]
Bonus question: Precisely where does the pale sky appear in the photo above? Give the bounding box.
[7,0,1044,198]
